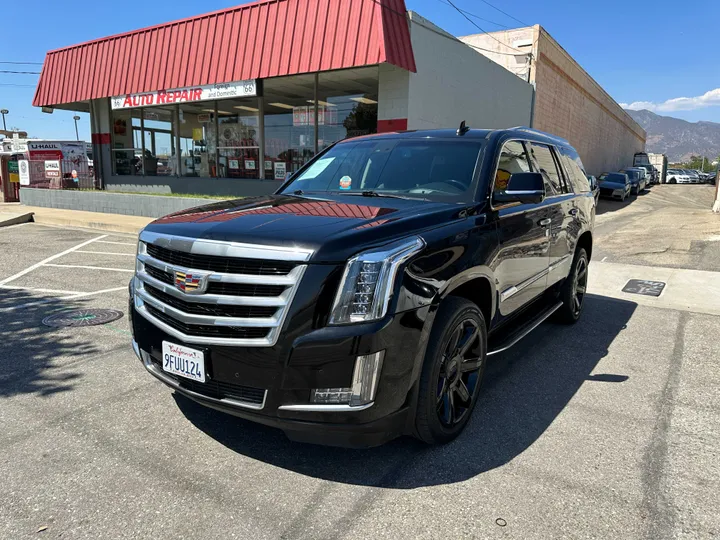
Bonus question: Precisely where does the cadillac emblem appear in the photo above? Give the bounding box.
[174,271,209,294]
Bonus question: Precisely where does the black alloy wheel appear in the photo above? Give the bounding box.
[571,255,588,317]
[415,297,487,444]
[555,247,589,324]
[436,318,482,428]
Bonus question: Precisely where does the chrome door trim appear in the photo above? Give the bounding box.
[500,267,550,302]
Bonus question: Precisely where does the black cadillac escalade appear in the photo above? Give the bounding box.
[129,126,595,447]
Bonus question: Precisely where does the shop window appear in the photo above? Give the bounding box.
[317,67,378,151]
[263,74,316,179]
[141,107,175,176]
[111,109,143,175]
[216,98,260,179]
[178,104,218,178]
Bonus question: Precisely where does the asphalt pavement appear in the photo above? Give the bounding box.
[1,188,719,539]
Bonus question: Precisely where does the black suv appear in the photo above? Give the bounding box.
[129,127,595,447]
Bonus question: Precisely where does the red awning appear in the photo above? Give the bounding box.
[33,0,416,107]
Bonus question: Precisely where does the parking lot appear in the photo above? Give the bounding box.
[1,185,719,539]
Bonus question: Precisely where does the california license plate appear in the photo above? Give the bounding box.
[161,341,206,383]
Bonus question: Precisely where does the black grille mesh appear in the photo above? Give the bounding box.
[144,285,277,318]
[145,304,270,339]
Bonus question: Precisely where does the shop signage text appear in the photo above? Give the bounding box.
[19,160,30,185]
[111,80,257,110]
[45,160,61,179]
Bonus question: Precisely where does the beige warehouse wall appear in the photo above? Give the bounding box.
[534,29,645,175]
[406,12,534,131]
[461,26,646,175]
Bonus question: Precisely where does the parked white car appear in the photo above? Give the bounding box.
[666,169,692,184]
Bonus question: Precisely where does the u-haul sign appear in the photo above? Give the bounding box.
[111,80,257,109]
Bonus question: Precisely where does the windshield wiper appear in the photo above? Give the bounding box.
[343,190,425,201]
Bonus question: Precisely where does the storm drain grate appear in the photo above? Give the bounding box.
[42,309,124,328]
[622,280,666,297]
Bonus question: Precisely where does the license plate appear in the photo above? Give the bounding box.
[161,341,206,383]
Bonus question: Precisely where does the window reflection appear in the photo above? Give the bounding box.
[217,99,260,179]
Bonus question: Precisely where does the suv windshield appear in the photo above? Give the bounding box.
[280,138,483,202]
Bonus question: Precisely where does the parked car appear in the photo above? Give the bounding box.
[587,174,600,206]
[620,168,646,195]
[708,171,717,185]
[683,169,701,183]
[636,164,656,185]
[666,169,692,184]
[597,172,632,201]
[128,126,595,447]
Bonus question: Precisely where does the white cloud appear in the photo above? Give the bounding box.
[620,88,720,112]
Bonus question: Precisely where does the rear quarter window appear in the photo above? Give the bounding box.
[558,146,591,193]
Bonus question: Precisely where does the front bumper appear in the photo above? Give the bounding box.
[130,302,427,447]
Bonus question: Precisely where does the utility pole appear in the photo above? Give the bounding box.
[0,109,8,131]
[73,115,81,141]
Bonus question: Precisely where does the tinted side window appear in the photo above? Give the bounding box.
[493,140,532,199]
[558,146,591,193]
[528,143,562,195]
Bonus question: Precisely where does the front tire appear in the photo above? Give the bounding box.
[555,248,588,325]
[414,297,487,445]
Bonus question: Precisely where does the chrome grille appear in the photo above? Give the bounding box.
[134,231,313,347]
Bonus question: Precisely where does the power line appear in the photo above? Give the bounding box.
[476,0,529,27]
[437,0,509,29]
[0,83,36,87]
[0,61,43,65]
[442,0,526,54]
[0,70,41,75]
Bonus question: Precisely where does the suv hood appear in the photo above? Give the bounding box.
[144,194,473,262]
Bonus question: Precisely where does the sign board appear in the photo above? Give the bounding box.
[8,161,19,183]
[28,141,86,163]
[45,160,61,179]
[111,79,257,109]
[10,140,28,153]
[274,161,287,180]
[229,159,239,169]
[265,160,272,171]
[19,160,30,185]
[244,159,256,170]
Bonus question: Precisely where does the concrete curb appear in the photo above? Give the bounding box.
[0,212,34,228]
[1,205,152,235]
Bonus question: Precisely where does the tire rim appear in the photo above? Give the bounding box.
[572,257,588,316]
[436,318,482,427]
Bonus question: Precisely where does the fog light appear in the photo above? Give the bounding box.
[310,350,385,407]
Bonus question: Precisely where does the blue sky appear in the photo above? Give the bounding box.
[2,0,719,141]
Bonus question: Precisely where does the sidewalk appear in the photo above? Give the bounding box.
[0,203,153,234]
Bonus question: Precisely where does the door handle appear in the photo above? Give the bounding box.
[569,208,578,216]
[538,218,551,227]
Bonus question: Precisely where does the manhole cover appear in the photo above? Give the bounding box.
[622,279,666,297]
[42,309,124,328]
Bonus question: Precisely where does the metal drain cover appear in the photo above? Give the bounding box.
[42,309,124,328]
[622,279,666,297]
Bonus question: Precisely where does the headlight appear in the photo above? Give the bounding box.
[329,237,425,325]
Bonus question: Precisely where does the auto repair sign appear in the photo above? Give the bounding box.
[111,80,257,109]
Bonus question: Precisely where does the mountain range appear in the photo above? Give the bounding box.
[624,109,720,162]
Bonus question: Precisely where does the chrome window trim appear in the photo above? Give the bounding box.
[137,344,266,410]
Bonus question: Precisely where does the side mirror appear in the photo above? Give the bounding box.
[494,172,545,205]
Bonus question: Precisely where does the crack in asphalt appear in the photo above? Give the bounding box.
[641,310,686,539]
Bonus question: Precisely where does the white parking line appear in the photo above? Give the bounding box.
[75,250,135,257]
[0,287,128,313]
[0,285,84,295]
[0,234,108,286]
[96,241,136,246]
[43,264,134,273]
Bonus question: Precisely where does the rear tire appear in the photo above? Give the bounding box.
[414,297,487,445]
[669,178,677,184]
[554,248,588,325]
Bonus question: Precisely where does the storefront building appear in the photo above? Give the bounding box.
[33,0,534,197]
